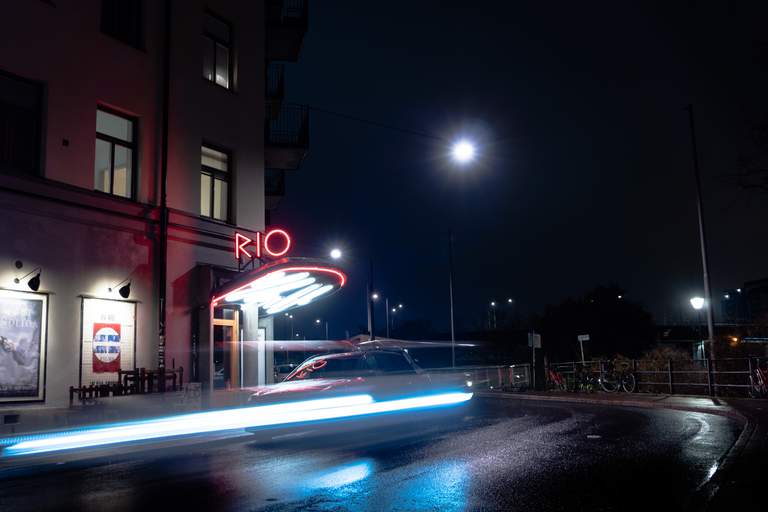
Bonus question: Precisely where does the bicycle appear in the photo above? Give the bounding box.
[749,359,768,398]
[547,368,568,391]
[573,364,599,393]
[599,361,636,393]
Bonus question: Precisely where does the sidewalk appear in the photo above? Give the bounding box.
[479,389,746,420]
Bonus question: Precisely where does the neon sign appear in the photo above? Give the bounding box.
[235,229,292,260]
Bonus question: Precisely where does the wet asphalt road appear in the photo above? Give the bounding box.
[0,396,741,512]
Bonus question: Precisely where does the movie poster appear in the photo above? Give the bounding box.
[0,289,47,402]
[92,322,121,373]
[81,298,135,384]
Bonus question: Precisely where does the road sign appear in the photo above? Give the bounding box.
[528,333,541,348]
[577,334,590,342]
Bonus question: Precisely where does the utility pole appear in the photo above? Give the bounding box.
[686,105,716,360]
[448,230,456,367]
[367,259,375,341]
[385,298,390,338]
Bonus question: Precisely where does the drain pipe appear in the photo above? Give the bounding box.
[158,0,171,370]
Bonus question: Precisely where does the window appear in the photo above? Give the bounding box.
[201,145,231,222]
[0,71,43,176]
[367,353,417,374]
[95,108,136,199]
[101,0,143,49]
[286,356,367,381]
[202,12,232,89]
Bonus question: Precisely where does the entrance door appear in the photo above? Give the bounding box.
[213,307,240,389]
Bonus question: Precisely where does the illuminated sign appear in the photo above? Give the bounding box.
[235,229,292,260]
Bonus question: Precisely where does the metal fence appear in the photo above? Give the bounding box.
[429,364,531,392]
[547,357,767,397]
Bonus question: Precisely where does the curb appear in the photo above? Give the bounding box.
[475,391,749,422]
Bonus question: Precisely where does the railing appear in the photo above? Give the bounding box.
[265,169,286,197]
[69,367,184,406]
[428,364,531,392]
[546,358,765,397]
[266,103,309,147]
[266,62,285,100]
[282,0,307,20]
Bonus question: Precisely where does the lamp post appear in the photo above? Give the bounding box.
[488,301,497,329]
[315,318,329,340]
[447,139,477,367]
[686,105,716,360]
[690,297,706,358]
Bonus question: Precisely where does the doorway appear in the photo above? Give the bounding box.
[213,307,240,389]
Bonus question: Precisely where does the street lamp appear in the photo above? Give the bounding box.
[330,248,342,260]
[451,139,476,164]
[315,318,329,340]
[690,297,705,310]
[489,301,497,329]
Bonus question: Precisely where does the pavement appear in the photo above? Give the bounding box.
[0,394,747,511]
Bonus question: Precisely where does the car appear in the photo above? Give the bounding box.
[244,349,474,441]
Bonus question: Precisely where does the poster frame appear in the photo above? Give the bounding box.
[78,296,138,387]
[0,288,49,403]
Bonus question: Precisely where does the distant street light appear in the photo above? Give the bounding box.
[398,303,403,309]
[451,139,476,164]
[372,292,379,300]
[315,318,321,324]
[690,297,705,310]
[507,298,513,304]
[330,248,342,260]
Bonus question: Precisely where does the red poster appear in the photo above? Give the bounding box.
[93,323,121,373]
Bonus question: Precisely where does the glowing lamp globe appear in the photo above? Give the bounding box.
[451,140,475,163]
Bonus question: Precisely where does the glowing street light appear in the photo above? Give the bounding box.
[690,297,705,310]
[330,248,342,260]
[315,318,321,324]
[451,139,476,164]
[398,303,403,309]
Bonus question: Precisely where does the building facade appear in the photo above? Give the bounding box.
[0,0,311,408]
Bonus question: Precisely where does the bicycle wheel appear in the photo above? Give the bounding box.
[621,373,636,393]
[599,373,619,393]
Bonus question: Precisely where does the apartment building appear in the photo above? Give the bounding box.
[0,0,334,409]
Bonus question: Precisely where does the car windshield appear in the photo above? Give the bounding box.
[285,355,365,381]
[366,352,417,374]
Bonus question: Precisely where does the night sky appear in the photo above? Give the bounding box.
[273,1,768,339]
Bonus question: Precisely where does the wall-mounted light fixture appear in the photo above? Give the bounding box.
[14,267,41,291]
[109,278,131,299]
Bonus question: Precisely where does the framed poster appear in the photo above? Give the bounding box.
[0,289,48,402]
[80,297,136,385]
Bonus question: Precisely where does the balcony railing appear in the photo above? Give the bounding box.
[265,169,286,210]
[266,63,285,120]
[266,0,308,62]
[265,104,309,170]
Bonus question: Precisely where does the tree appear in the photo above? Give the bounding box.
[538,285,655,361]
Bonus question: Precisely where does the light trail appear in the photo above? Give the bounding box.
[1,391,473,457]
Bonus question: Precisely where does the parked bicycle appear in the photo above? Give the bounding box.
[573,364,599,393]
[598,360,636,393]
[547,368,568,391]
[749,359,768,398]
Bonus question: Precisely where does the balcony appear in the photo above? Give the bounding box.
[266,63,285,121]
[266,0,308,62]
[265,169,286,210]
[265,103,308,170]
